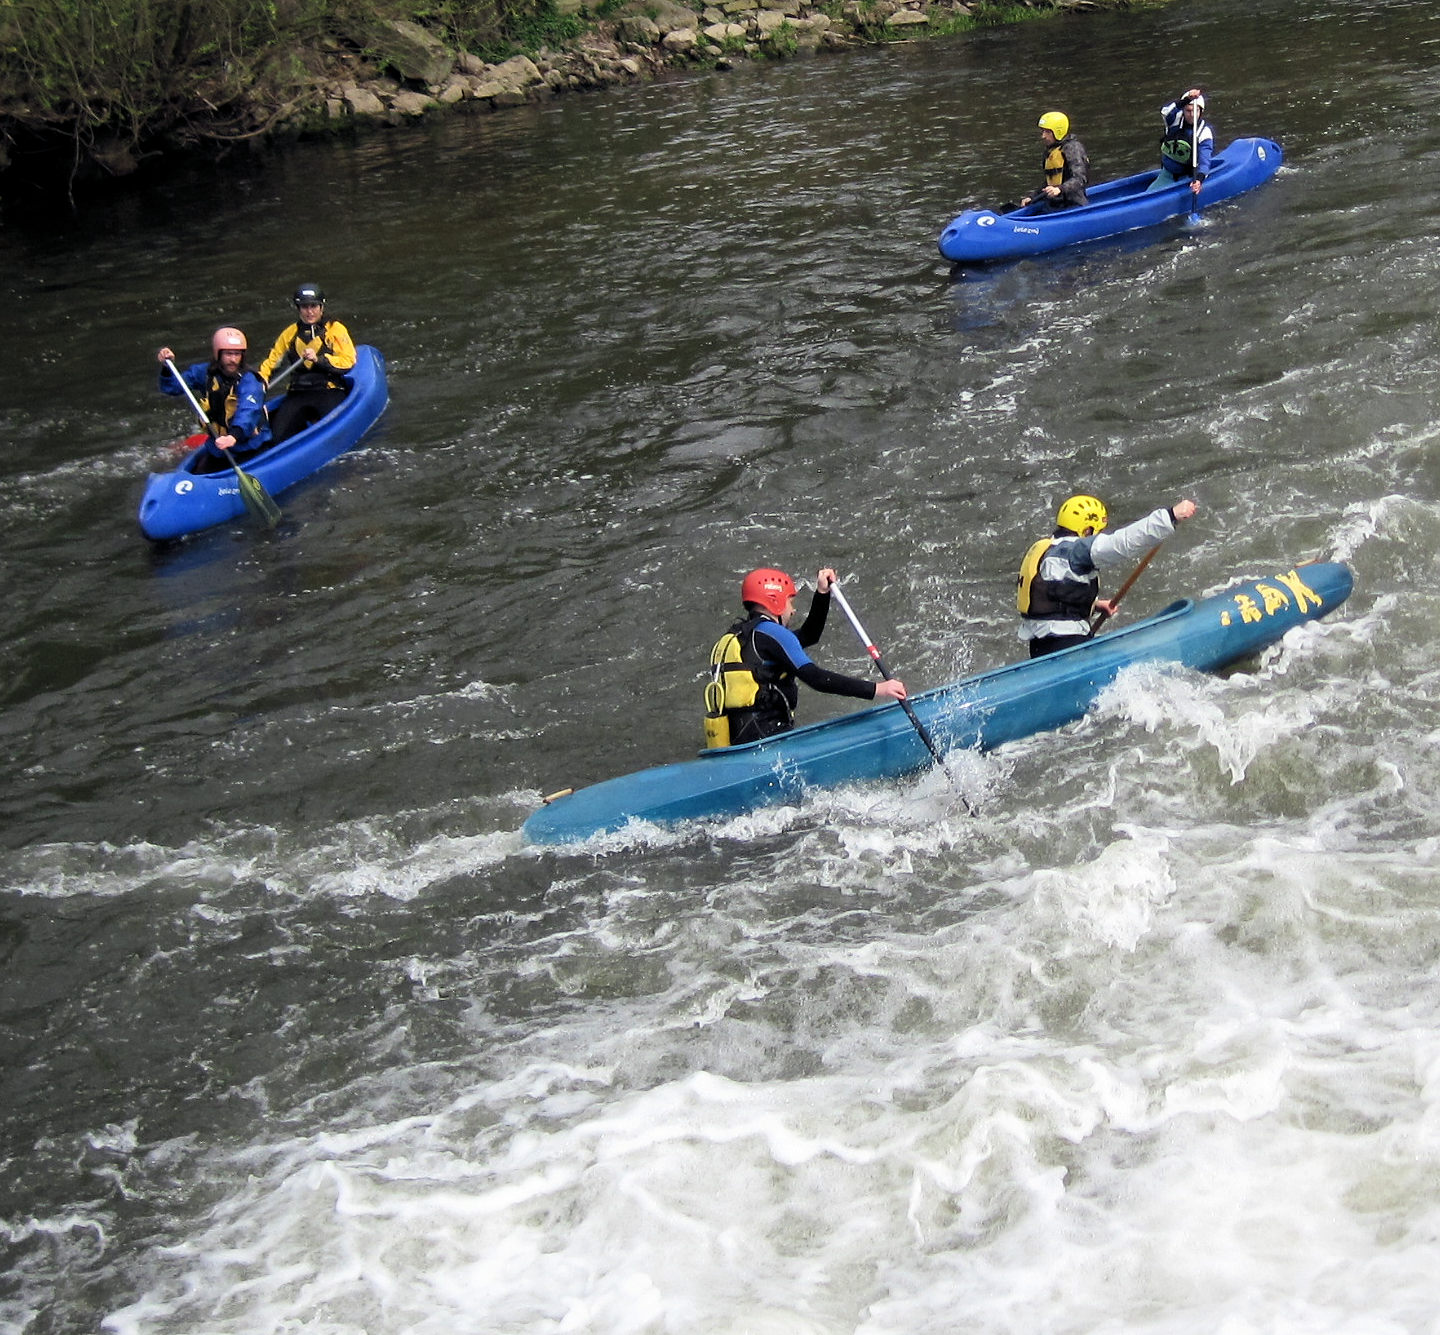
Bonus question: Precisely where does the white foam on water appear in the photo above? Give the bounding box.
[1090,661,1318,784]
[2,796,532,903]
[1,836,288,901]
[298,817,525,900]
[93,779,1440,1335]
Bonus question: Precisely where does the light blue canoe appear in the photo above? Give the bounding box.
[522,562,1353,845]
[138,345,389,541]
[938,137,1283,264]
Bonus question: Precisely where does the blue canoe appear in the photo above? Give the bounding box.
[138,344,389,541]
[523,562,1352,845]
[938,137,1283,264]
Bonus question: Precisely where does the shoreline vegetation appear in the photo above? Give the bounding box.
[0,0,1143,195]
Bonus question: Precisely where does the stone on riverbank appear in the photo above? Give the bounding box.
[368,20,458,87]
[296,0,986,135]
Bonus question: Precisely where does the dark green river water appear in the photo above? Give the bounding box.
[3,0,1440,1328]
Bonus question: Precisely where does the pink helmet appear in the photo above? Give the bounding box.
[212,327,247,354]
[740,567,796,616]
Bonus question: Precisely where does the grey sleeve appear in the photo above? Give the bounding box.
[1088,507,1177,569]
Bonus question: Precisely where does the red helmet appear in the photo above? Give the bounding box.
[212,326,247,354]
[740,567,796,616]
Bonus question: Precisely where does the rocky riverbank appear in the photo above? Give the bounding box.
[0,0,1135,190]
[309,0,1121,129]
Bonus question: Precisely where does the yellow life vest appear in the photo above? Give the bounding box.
[1044,144,1066,188]
[703,629,763,748]
[1016,538,1053,613]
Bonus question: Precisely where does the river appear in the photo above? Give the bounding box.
[3,0,1439,1328]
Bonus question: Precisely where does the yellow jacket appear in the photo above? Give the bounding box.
[259,318,357,392]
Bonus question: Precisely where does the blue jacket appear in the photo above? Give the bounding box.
[159,361,268,454]
[1159,100,1214,180]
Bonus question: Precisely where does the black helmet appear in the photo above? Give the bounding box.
[293,283,325,307]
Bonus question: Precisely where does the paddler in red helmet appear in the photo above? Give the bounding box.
[703,567,907,748]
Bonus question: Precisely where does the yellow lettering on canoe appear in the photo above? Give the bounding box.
[1255,583,1291,615]
[1232,593,1264,624]
[1272,568,1322,613]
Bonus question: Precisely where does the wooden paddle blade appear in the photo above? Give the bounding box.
[232,463,282,527]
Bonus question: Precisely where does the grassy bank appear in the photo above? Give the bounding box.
[0,0,1137,193]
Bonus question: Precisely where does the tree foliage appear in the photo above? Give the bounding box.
[0,0,559,182]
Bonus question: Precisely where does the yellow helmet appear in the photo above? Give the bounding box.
[1056,494,1107,535]
[1038,111,1070,140]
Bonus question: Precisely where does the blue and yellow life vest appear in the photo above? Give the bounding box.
[204,369,243,433]
[1017,536,1097,621]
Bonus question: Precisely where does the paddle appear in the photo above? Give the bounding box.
[828,580,965,797]
[1188,96,1204,224]
[164,358,281,528]
[1088,544,1162,637]
[264,355,305,393]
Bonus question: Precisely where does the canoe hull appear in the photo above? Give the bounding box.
[138,345,389,541]
[522,562,1353,845]
[938,137,1283,264]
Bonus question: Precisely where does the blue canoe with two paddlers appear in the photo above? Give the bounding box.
[522,561,1353,845]
[937,136,1283,264]
[138,344,389,541]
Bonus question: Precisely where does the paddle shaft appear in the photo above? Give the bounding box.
[1088,543,1162,636]
[164,358,216,432]
[265,355,306,393]
[827,581,955,779]
[1189,102,1203,219]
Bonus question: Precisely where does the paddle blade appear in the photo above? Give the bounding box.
[232,462,282,527]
